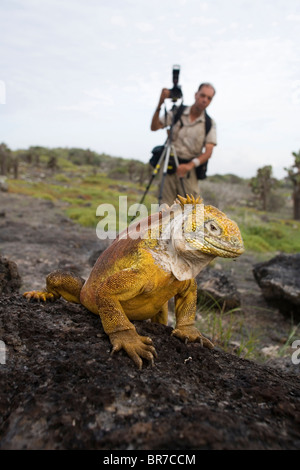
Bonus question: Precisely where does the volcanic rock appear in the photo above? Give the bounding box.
[196,268,241,311]
[0,256,22,295]
[253,253,300,319]
[1,293,300,450]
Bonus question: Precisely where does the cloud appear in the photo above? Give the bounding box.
[1,0,299,178]
[167,28,185,43]
[57,101,100,116]
[286,14,300,22]
[0,81,6,104]
[136,22,154,32]
[100,41,117,50]
[57,88,115,117]
[110,15,127,27]
[83,89,115,105]
[191,16,218,25]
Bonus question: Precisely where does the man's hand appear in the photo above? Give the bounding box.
[176,161,194,178]
[151,88,171,131]
[177,144,215,177]
[159,88,171,105]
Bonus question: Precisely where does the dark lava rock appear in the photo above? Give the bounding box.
[0,256,22,295]
[196,268,241,310]
[1,293,300,450]
[253,253,300,318]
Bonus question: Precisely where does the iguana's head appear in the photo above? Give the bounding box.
[172,195,244,259]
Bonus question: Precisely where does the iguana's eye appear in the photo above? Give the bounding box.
[205,220,222,236]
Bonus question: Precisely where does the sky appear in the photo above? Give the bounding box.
[0,0,300,179]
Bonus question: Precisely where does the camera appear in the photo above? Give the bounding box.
[169,65,182,101]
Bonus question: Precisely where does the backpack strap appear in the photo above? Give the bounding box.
[204,110,212,136]
[173,104,187,128]
[173,105,212,136]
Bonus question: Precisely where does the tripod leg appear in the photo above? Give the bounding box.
[158,146,171,205]
[179,176,186,196]
[137,174,155,207]
[130,146,169,221]
[172,146,187,197]
[158,173,168,205]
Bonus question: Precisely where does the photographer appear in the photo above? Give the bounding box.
[150,83,217,206]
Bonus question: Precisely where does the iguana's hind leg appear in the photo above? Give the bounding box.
[23,270,85,304]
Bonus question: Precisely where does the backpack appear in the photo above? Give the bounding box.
[150,104,212,180]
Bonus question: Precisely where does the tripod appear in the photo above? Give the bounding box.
[135,104,187,215]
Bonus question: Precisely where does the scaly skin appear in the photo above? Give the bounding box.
[24,195,244,369]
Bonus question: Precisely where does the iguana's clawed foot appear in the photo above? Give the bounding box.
[23,291,57,302]
[110,330,157,369]
[171,325,214,349]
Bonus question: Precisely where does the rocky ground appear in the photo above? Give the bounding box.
[0,192,300,450]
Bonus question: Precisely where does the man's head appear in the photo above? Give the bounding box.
[194,83,215,112]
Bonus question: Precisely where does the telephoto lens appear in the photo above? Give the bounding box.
[169,65,182,101]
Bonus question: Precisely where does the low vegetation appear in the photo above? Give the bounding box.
[1,144,300,253]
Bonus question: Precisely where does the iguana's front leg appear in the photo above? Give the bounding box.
[172,279,214,349]
[92,270,157,369]
[97,295,157,369]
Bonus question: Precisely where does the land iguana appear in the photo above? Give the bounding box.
[24,195,244,369]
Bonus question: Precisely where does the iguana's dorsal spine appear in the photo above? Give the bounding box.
[175,194,203,208]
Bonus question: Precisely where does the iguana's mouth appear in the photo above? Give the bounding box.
[205,238,244,257]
